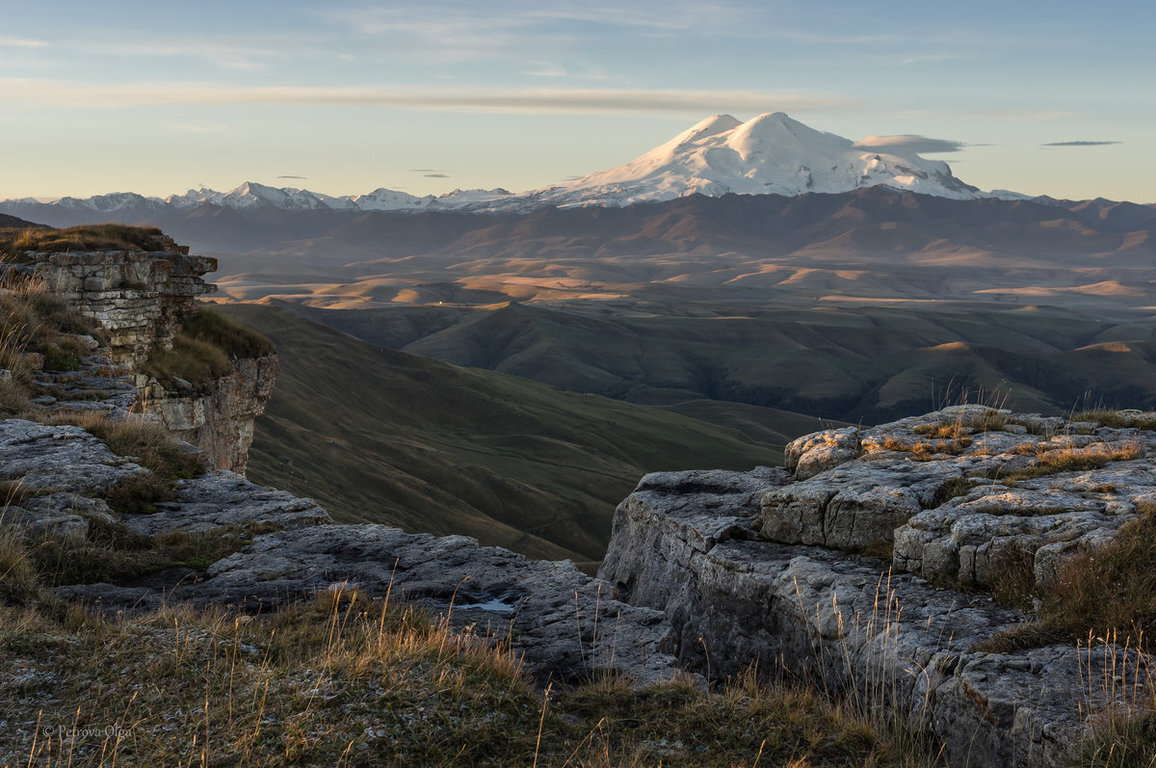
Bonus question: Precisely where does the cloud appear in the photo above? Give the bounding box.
[853,135,967,155]
[1042,140,1120,147]
[423,173,449,178]
[0,36,48,48]
[277,175,309,179]
[0,79,854,116]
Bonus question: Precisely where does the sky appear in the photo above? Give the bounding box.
[2,0,1153,202]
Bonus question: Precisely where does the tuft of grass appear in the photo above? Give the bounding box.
[143,334,232,390]
[0,275,102,414]
[0,224,166,262]
[1073,410,1156,431]
[1003,442,1144,481]
[977,502,1156,655]
[28,518,255,587]
[1076,710,1156,768]
[39,410,206,480]
[143,307,274,390]
[180,307,275,359]
[880,436,972,460]
[0,525,39,604]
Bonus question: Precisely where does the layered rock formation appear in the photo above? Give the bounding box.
[136,354,278,473]
[13,235,214,368]
[4,236,275,472]
[601,406,1155,768]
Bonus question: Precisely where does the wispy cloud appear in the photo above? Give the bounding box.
[0,79,853,116]
[277,175,309,179]
[0,36,48,48]
[423,173,449,178]
[1042,140,1120,147]
[853,135,967,154]
[526,62,568,78]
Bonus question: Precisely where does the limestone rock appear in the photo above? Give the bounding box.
[784,426,860,479]
[600,464,1151,767]
[762,406,1156,591]
[123,470,330,537]
[0,418,145,493]
[136,354,279,473]
[10,247,216,368]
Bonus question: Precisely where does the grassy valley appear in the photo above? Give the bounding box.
[290,299,1156,426]
[220,303,803,568]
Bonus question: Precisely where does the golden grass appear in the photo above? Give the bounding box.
[1004,441,1144,481]
[0,587,926,768]
[880,436,972,460]
[0,224,165,262]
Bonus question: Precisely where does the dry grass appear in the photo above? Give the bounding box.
[37,410,205,481]
[880,436,972,460]
[1003,441,1144,481]
[977,502,1156,655]
[0,224,165,262]
[0,587,924,768]
[144,308,274,390]
[1074,410,1156,431]
[0,275,101,415]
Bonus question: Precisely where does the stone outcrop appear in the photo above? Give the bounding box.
[0,418,687,687]
[14,236,216,368]
[768,406,1156,591]
[136,354,278,473]
[4,237,274,472]
[600,407,1156,768]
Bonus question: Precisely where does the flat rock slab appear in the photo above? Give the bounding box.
[62,524,687,688]
[0,419,144,492]
[125,470,330,537]
[601,466,1151,768]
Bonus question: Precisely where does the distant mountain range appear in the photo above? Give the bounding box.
[2,113,1013,223]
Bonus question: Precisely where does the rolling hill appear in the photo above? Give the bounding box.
[219,303,808,569]
[288,300,1156,425]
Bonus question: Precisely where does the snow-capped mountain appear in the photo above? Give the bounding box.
[528,112,980,208]
[0,113,991,219]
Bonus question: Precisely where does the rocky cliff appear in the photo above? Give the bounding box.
[600,405,1156,768]
[5,234,275,472]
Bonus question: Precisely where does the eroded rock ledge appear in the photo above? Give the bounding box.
[0,419,685,688]
[5,239,276,472]
[600,407,1155,768]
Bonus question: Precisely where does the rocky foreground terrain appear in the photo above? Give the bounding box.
[3,236,1154,766]
[6,400,1154,765]
[602,406,1156,766]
